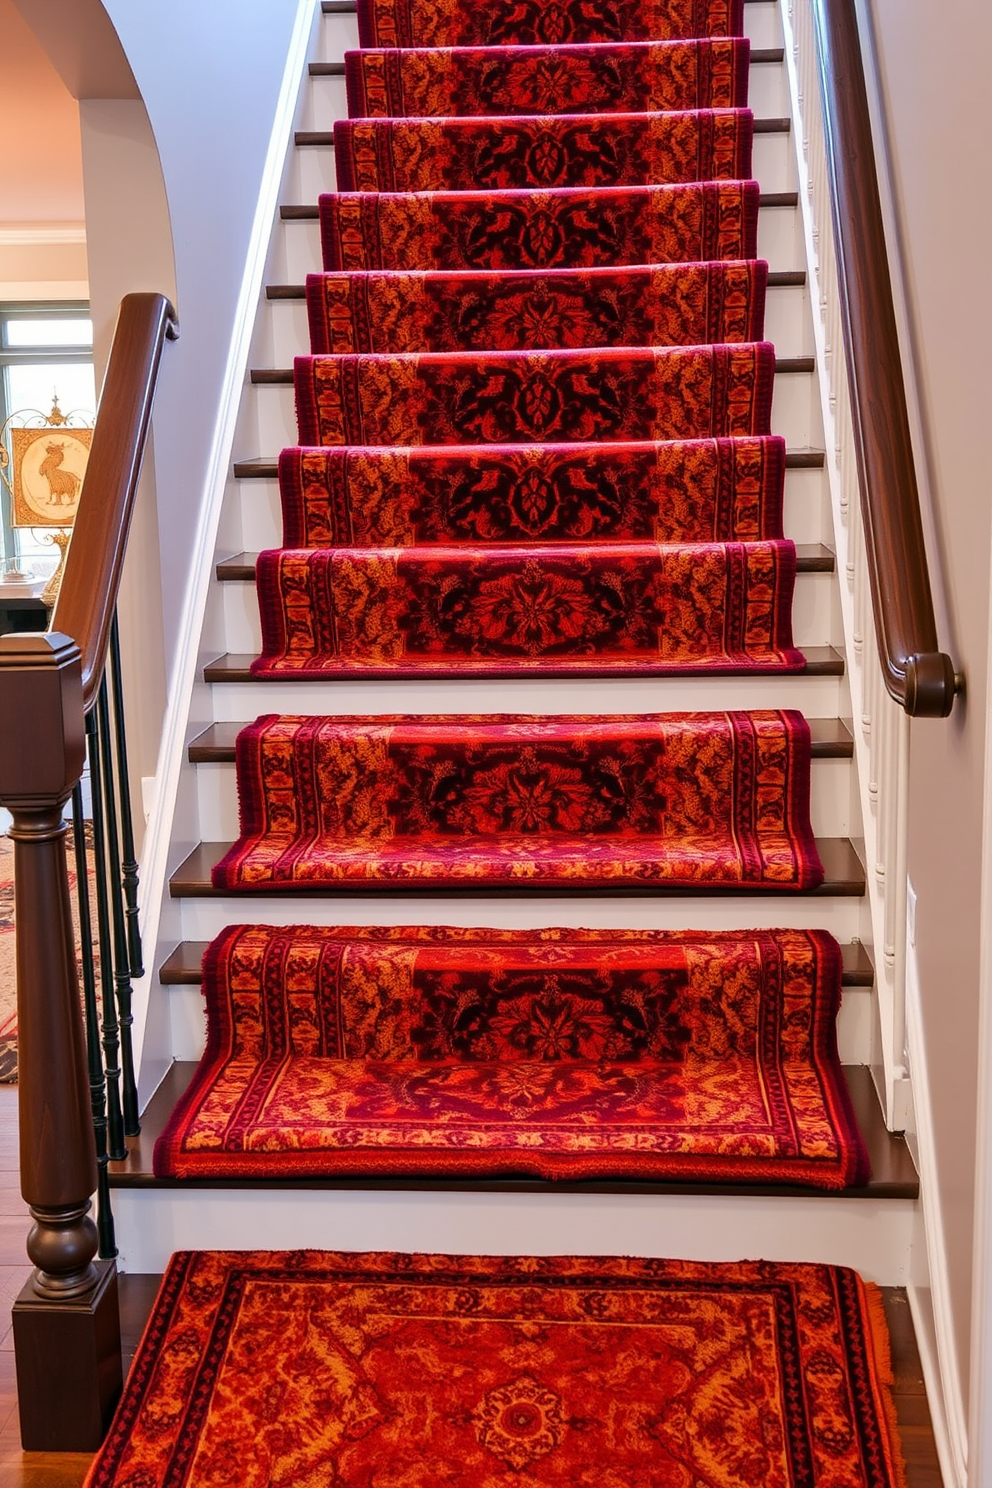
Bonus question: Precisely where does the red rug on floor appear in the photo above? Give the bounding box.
[294,342,775,446]
[84,1251,906,1487]
[212,710,821,891]
[334,108,752,192]
[306,260,768,353]
[320,181,761,271]
[154,925,866,1185]
[251,539,801,676]
[277,437,786,545]
[345,38,751,117]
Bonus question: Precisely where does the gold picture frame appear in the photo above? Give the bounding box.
[10,425,92,528]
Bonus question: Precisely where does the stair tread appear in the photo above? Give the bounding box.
[251,356,816,384]
[216,542,835,582]
[108,1061,914,1197]
[267,270,807,299]
[189,715,853,762]
[279,191,802,221]
[233,448,827,480]
[169,836,866,896]
[203,644,845,681]
[161,934,873,985]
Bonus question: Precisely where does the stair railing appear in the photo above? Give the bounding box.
[0,291,177,1449]
[781,0,958,1125]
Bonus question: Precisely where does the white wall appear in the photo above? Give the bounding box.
[866,0,992,1464]
[99,0,311,676]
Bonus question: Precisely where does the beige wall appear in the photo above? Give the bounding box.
[0,0,88,297]
[869,0,992,1416]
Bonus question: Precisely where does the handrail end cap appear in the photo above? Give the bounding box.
[904,652,958,718]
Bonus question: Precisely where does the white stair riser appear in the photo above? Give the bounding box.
[113,1187,914,1283]
[164,977,872,1064]
[244,367,822,460]
[757,204,805,274]
[208,670,849,720]
[178,890,866,942]
[314,11,360,61]
[194,748,855,843]
[745,0,782,49]
[259,281,812,366]
[235,464,834,551]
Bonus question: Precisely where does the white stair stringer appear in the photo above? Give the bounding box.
[125,0,914,1280]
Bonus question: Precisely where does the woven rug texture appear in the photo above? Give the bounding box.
[154,925,866,1185]
[83,1250,907,1488]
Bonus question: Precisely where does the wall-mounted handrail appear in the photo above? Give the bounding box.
[811,0,958,717]
[52,292,179,713]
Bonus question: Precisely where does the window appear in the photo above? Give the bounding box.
[0,306,96,573]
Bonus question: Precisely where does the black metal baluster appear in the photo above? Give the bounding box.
[108,613,143,979]
[70,783,116,1260]
[95,680,139,1137]
[84,706,126,1161]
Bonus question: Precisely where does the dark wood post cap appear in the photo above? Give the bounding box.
[0,632,85,803]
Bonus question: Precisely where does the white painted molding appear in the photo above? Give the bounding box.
[966,499,992,1485]
[0,281,89,300]
[130,0,320,1082]
[905,928,969,1486]
[0,224,86,245]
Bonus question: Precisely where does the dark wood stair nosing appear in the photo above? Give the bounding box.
[107,1061,915,1199]
[266,269,807,300]
[279,192,802,221]
[232,448,827,481]
[203,643,845,683]
[250,357,815,385]
[295,118,792,147]
[188,715,853,765]
[309,61,347,76]
[168,836,866,898]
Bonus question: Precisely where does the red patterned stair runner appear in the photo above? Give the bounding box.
[199,0,869,1192]
[155,927,866,1186]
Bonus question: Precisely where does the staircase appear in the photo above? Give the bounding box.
[112,0,918,1281]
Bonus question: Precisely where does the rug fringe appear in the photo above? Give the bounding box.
[862,1280,910,1488]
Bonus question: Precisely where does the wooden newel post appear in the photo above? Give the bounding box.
[0,632,122,1449]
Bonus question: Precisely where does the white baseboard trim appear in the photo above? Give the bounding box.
[905,932,969,1486]
[130,0,321,1082]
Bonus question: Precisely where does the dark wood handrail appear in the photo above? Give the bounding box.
[811,0,958,717]
[52,292,179,714]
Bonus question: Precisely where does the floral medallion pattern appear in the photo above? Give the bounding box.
[346,38,749,118]
[153,925,866,1186]
[86,1252,905,1487]
[335,108,753,193]
[357,0,745,46]
[306,260,767,354]
[320,181,760,272]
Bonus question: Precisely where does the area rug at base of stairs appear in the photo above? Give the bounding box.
[211,710,822,892]
[252,539,802,677]
[84,1250,906,1488]
[153,924,867,1186]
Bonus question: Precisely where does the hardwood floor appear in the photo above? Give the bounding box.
[0,1084,945,1485]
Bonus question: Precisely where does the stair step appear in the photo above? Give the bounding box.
[189,714,852,762]
[203,644,845,683]
[215,542,835,583]
[109,1062,913,1198]
[295,118,792,147]
[161,933,872,986]
[233,447,826,481]
[279,191,802,222]
[169,836,866,897]
[250,356,816,386]
[266,269,807,300]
